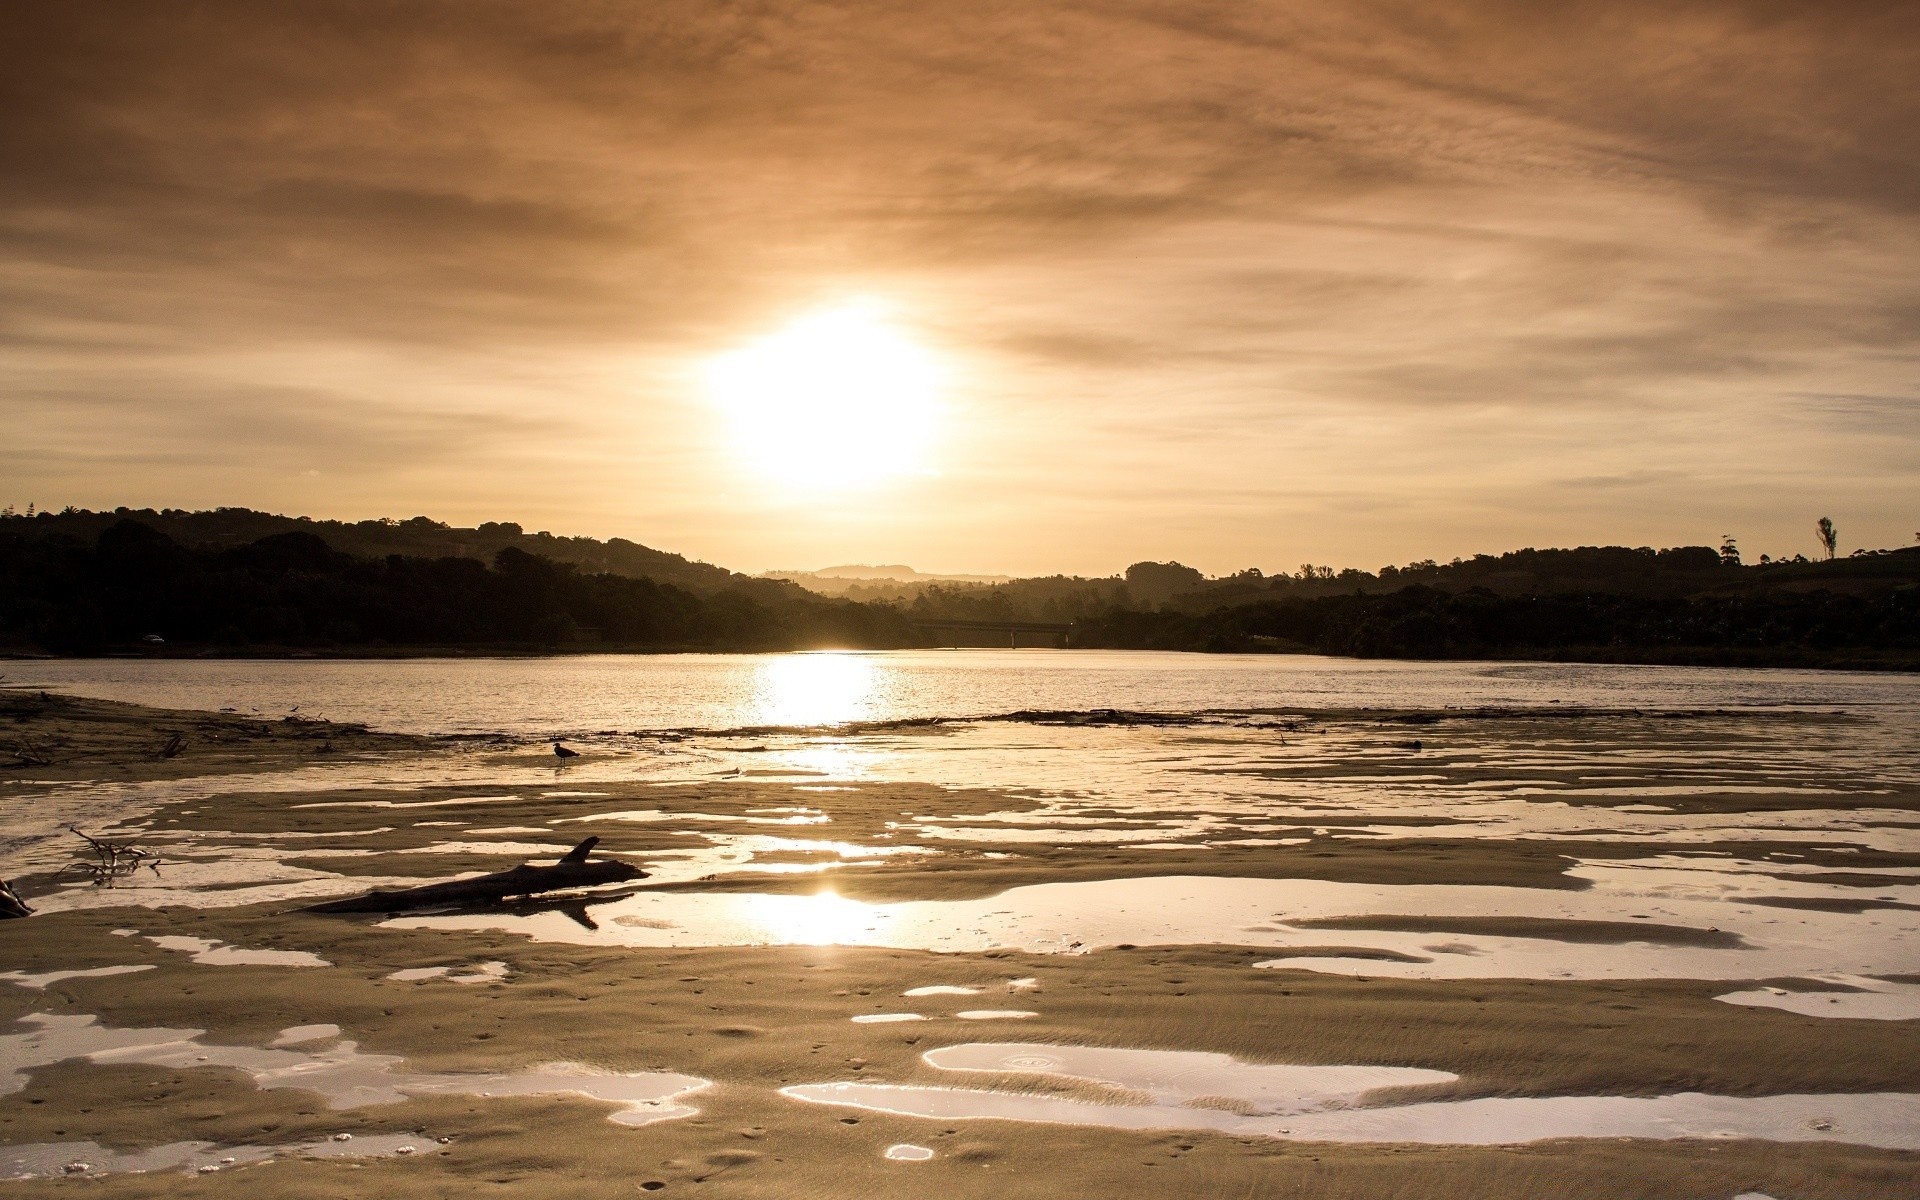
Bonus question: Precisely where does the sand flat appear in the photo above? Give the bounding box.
[1,690,1916,1197]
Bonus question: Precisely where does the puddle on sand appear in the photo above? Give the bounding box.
[782,1043,1920,1149]
[292,795,523,811]
[1716,976,1920,1021]
[3,1132,428,1181]
[1,966,154,990]
[0,1014,709,1127]
[927,1043,1453,1111]
[146,934,330,968]
[852,1014,928,1024]
[272,1024,342,1046]
[955,1010,1039,1020]
[393,869,1920,983]
[884,1144,935,1161]
[904,985,981,997]
[388,961,510,986]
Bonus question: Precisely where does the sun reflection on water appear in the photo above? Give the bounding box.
[749,652,881,728]
[738,889,889,945]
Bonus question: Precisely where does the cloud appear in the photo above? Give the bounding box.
[1,0,1916,571]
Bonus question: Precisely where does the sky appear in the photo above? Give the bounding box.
[3,1,1916,576]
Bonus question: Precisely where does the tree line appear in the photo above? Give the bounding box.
[1071,586,1920,669]
[2,519,1914,668]
[0,521,916,654]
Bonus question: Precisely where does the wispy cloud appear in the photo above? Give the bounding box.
[1,0,1915,572]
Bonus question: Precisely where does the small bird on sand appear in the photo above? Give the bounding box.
[553,741,580,759]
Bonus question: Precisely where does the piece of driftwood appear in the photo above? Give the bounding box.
[454,885,651,932]
[305,837,644,915]
[59,827,160,885]
[0,879,30,919]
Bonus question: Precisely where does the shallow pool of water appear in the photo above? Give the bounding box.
[784,1042,1920,1149]
[390,866,1920,982]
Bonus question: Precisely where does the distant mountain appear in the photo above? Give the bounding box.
[0,507,742,594]
[766,564,1012,596]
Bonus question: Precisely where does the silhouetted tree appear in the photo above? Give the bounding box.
[1817,517,1837,561]
[1124,560,1205,605]
[1719,536,1741,566]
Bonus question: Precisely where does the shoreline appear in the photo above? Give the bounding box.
[7,643,1920,673]
[1,692,1916,1196]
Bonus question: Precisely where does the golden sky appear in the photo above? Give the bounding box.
[3,1,1916,574]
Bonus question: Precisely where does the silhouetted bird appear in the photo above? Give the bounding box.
[553,741,580,759]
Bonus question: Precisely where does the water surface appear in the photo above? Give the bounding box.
[10,651,1915,735]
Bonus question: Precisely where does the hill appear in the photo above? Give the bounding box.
[0,507,741,594]
[3,507,1914,667]
[1072,584,1920,670]
[893,545,1920,624]
[765,564,1013,598]
[0,520,912,655]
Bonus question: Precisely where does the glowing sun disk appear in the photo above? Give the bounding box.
[704,303,943,493]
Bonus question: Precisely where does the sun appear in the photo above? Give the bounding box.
[704,302,943,493]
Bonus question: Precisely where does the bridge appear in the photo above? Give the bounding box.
[909,618,1074,648]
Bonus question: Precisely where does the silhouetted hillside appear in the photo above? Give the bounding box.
[0,520,914,654]
[1073,586,1920,670]
[872,545,1920,625]
[4,508,1914,667]
[1162,544,1920,611]
[0,507,740,594]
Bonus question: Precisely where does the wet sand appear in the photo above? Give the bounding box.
[2,693,1917,1197]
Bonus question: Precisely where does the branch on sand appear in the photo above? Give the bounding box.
[304,837,645,915]
[60,826,162,885]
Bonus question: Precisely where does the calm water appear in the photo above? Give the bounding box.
[6,651,1915,735]
[5,650,1920,1012]
[6,653,1920,1168]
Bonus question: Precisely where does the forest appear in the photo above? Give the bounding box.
[1070,585,1920,670]
[0,520,913,654]
[1,512,1915,668]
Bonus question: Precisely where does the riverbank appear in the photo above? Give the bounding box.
[2,691,1916,1196]
[10,640,1918,673]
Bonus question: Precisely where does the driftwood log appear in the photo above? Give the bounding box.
[305,837,644,915]
[0,879,30,919]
